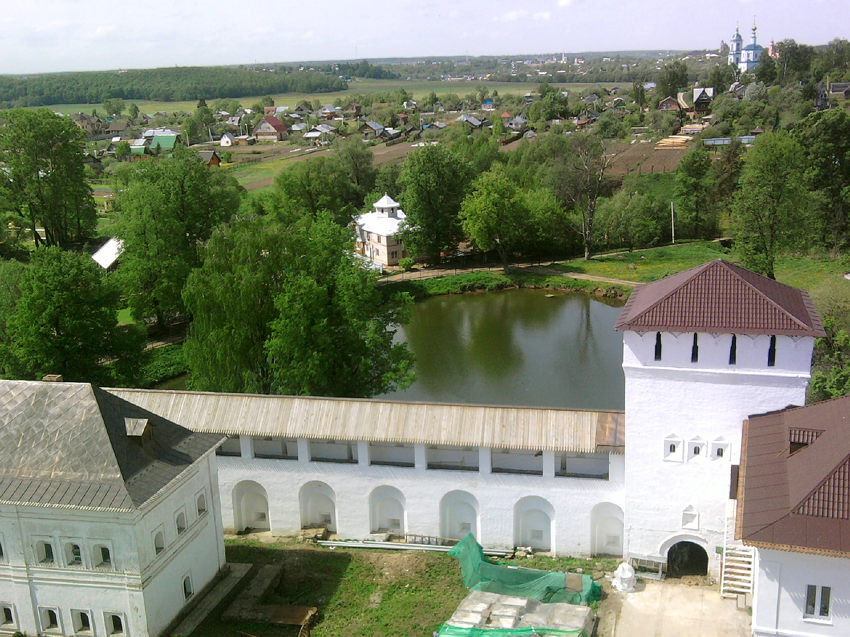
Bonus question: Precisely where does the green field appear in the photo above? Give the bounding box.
[42,78,614,115]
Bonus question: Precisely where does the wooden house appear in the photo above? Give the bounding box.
[252,116,288,142]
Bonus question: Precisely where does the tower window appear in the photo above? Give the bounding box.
[729,335,737,365]
[716,447,724,458]
[691,333,699,363]
[768,335,776,367]
[654,332,662,361]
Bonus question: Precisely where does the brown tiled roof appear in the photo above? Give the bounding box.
[260,115,287,132]
[614,259,825,336]
[0,380,222,511]
[738,396,850,556]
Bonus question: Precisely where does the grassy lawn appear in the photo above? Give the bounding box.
[191,538,618,637]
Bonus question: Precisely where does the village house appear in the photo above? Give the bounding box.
[353,194,408,268]
[220,132,235,147]
[69,113,105,139]
[197,150,221,167]
[0,379,226,637]
[658,96,681,112]
[692,87,714,114]
[359,121,384,139]
[252,116,287,142]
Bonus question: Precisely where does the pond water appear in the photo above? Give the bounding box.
[380,289,625,411]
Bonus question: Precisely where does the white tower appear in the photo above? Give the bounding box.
[615,260,824,577]
[728,26,743,68]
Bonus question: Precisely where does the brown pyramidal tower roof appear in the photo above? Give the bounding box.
[614,259,825,337]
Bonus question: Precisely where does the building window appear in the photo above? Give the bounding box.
[654,332,662,361]
[1,606,14,626]
[36,540,55,564]
[39,607,60,632]
[664,435,683,462]
[805,584,831,619]
[105,613,124,635]
[691,333,699,363]
[72,609,92,633]
[65,542,82,566]
[710,438,730,461]
[197,493,207,516]
[768,335,777,367]
[729,335,737,365]
[154,531,165,555]
[183,575,194,600]
[688,438,706,461]
[176,511,187,535]
[682,506,699,530]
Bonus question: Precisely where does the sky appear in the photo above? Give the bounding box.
[2,0,847,74]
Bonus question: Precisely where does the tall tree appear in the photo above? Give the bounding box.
[0,248,143,384]
[274,154,363,226]
[0,108,96,247]
[460,166,527,273]
[791,108,850,249]
[674,146,716,239]
[731,131,810,279]
[184,213,414,397]
[398,145,473,265]
[546,133,611,260]
[114,147,243,327]
[657,61,688,100]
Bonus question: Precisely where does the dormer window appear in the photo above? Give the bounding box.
[654,332,662,361]
[124,417,153,445]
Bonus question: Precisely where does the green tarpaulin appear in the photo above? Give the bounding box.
[447,534,601,605]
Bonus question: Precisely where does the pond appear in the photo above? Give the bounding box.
[380,289,625,411]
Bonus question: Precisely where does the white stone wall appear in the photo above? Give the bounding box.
[753,548,850,636]
[622,330,813,575]
[0,453,225,637]
[217,446,625,557]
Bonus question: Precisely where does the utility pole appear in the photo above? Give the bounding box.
[671,201,676,244]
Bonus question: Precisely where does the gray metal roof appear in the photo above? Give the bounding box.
[104,389,625,454]
[0,381,222,511]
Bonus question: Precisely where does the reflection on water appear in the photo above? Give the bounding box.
[382,289,624,410]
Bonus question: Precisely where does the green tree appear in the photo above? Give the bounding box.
[657,61,688,100]
[333,136,377,206]
[790,109,850,249]
[546,133,611,260]
[115,147,243,327]
[708,64,736,94]
[398,145,473,264]
[809,317,850,402]
[274,155,362,226]
[755,55,777,84]
[631,81,647,110]
[460,166,527,272]
[599,191,665,251]
[102,98,125,117]
[115,141,131,161]
[674,146,716,239]
[0,108,96,247]
[731,131,810,279]
[0,248,143,383]
[127,103,139,120]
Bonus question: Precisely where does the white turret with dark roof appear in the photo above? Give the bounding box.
[616,260,823,577]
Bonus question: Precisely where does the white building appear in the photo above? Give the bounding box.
[728,23,763,74]
[354,194,409,267]
[0,380,226,637]
[739,396,850,637]
[615,260,823,578]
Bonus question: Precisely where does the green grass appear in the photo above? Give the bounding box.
[622,171,676,201]
[116,307,135,326]
[385,269,630,301]
[139,343,188,388]
[192,539,615,637]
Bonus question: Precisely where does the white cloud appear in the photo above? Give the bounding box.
[558,0,573,6]
[533,11,552,20]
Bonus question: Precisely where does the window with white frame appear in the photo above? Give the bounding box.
[64,541,83,567]
[39,607,60,632]
[35,540,55,564]
[710,438,730,461]
[664,435,683,462]
[93,544,112,569]
[682,505,699,530]
[153,528,165,556]
[196,492,207,516]
[175,510,187,535]
[1,605,14,627]
[805,584,831,619]
[688,437,706,461]
[105,612,124,635]
[183,574,194,600]
[72,609,92,633]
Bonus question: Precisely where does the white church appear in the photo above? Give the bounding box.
[2,258,847,636]
[728,23,764,74]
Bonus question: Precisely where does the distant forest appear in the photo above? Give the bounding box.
[0,66,347,108]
